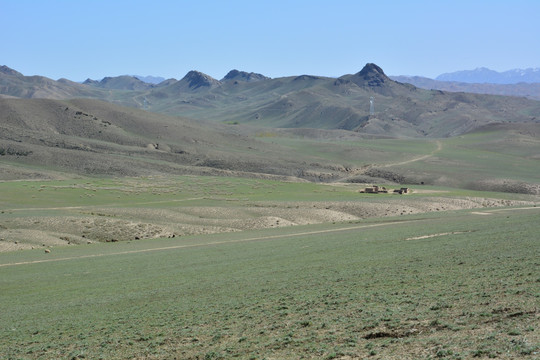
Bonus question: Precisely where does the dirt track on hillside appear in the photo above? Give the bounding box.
[0,220,420,267]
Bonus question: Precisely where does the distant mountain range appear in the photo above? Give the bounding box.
[1,64,540,138]
[120,68,540,86]
[390,75,540,101]
[435,67,540,84]
[133,75,166,84]
[391,67,540,100]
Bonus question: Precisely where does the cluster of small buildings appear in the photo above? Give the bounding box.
[360,185,410,194]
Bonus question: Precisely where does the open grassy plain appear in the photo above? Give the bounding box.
[1,175,536,251]
[1,201,539,359]
[1,175,539,359]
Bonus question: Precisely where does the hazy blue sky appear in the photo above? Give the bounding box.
[2,0,539,81]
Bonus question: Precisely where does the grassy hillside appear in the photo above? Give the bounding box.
[1,97,539,194]
[0,97,355,181]
[1,203,538,359]
[253,124,540,193]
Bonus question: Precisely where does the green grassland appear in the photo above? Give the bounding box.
[1,205,539,359]
[1,174,539,359]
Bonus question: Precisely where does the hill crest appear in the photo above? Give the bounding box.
[222,70,269,82]
[0,65,23,77]
[180,71,221,89]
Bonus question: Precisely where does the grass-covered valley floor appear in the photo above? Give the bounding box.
[0,176,535,251]
[0,176,539,359]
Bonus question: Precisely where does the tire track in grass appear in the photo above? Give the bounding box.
[2,207,537,268]
[380,140,443,167]
[0,220,421,268]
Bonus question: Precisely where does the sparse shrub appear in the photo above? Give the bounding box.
[0,147,32,156]
[436,349,453,357]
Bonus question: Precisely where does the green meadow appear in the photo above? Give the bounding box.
[1,176,539,359]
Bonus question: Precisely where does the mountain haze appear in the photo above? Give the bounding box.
[391,75,540,101]
[133,75,166,84]
[436,67,540,84]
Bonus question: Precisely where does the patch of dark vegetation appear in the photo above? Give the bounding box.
[345,176,382,184]
[468,180,540,195]
[0,147,32,156]
[363,329,415,339]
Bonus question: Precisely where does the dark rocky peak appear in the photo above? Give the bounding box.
[355,63,390,86]
[357,63,386,77]
[0,65,23,77]
[181,71,221,89]
[336,63,402,96]
[222,70,269,82]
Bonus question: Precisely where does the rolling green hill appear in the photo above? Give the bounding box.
[0,97,365,181]
[1,96,539,195]
[0,65,107,100]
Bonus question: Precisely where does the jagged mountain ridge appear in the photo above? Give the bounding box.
[145,64,539,137]
[83,76,152,91]
[2,64,540,138]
